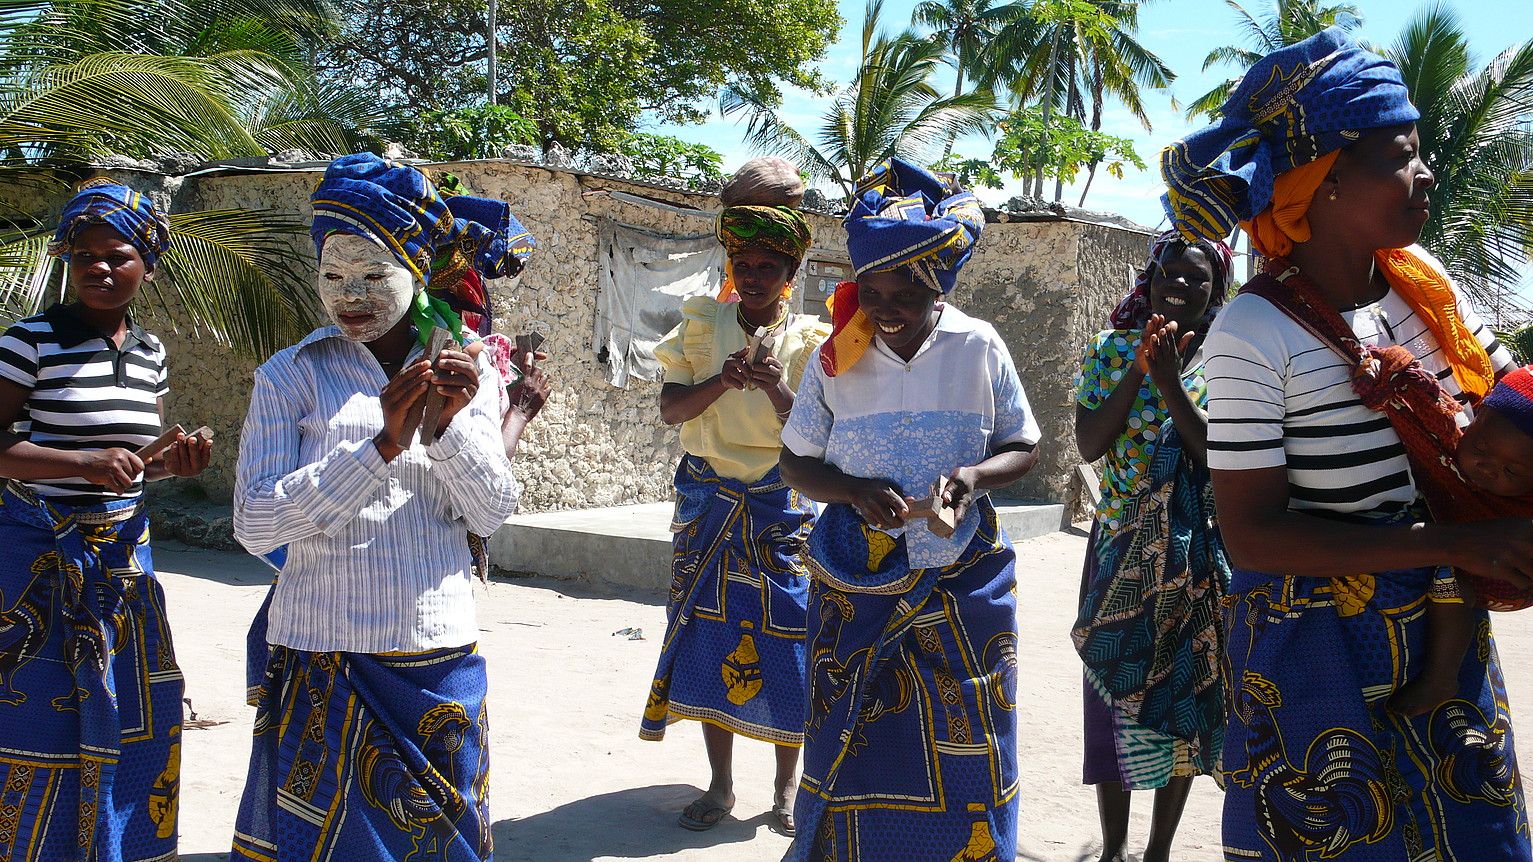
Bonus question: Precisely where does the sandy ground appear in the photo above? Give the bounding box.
[158,529,1533,862]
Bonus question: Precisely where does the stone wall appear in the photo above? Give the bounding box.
[959,220,1151,509]
[2,160,1147,514]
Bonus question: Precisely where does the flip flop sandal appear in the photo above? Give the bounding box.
[773,801,796,837]
[678,799,733,831]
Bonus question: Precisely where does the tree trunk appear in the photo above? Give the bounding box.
[1077,161,1098,207]
[1054,56,1078,201]
[944,46,966,160]
[1036,25,1061,196]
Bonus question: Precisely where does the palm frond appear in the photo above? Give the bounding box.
[0,52,270,159]
[152,208,318,356]
[0,230,56,321]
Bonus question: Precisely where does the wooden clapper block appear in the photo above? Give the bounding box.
[742,316,788,390]
[515,331,545,368]
[399,326,454,447]
[137,424,214,461]
[905,474,958,538]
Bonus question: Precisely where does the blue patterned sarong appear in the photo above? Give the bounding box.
[1074,424,1229,788]
[1222,512,1529,860]
[788,499,1018,862]
[0,482,183,861]
[233,645,492,861]
[642,455,813,745]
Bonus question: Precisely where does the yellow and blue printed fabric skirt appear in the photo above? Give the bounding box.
[0,482,183,862]
[1222,524,1529,860]
[232,644,492,861]
[788,499,1018,862]
[642,456,813,745]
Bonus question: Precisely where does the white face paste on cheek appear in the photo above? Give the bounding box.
[316,232,418,342]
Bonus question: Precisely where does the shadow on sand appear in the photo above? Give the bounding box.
[492,783,789,861]
[153,539,277,588]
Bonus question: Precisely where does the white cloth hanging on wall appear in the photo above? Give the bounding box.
[593,219,723,388]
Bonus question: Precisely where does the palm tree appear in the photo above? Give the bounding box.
[1186,0,1361,119]
[722,0,999,201]
[916,0,1026,100]
[914,0,1028,157]
[0,0,383,355]
[1388,5,1533,315]
[983,0,1172,200]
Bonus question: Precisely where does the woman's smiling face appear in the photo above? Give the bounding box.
[1148,243,1216,330]
[856,268,940,356]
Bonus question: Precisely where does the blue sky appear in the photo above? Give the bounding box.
[651,0,1533,302]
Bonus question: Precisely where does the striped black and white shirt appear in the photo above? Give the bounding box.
[0,303,166,505]
[1205,245,1514,514]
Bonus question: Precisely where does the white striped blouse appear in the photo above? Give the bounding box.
[1204,245,1514,514]
[234,325,519,653]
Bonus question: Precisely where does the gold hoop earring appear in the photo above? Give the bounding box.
[1328,189,1338,201]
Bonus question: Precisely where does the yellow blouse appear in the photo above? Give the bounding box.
[655,296,830,482]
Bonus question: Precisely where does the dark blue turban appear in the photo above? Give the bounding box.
[843,157,984,294]
[1160,27,1419,243]
[310,153,537,285]
[49,180,171,269]
[442,194,536,279]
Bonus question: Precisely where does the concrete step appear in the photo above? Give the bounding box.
[487,498,1066,593]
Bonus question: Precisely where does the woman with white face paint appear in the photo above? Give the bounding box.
[230,154,531,861]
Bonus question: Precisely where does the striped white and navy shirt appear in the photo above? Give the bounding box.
[0,304,166,505]
[1205,246,1514,513]
[234,325,519,653]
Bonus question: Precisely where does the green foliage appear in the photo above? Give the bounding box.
[0,0,350,354]
[1187,0,1361,119]
[408,105,539,161]
[316,0,840,148]
[932,153,1005,190]
[724,0,999,200]
[1498,322,1533,364]
[1389,6,1533,310]
[989,0,1173,132]
[939,106,1144,190]
[616,133,724,187]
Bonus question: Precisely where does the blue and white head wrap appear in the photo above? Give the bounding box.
[1160,27,1419,243]
[843,157,984,294]
[49,179,171,269]
[309,153,535,284]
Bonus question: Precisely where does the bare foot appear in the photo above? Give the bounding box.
[1389,670,1459,718]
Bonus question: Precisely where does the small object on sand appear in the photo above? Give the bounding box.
[905,475,958,538]
[402,326,453,447]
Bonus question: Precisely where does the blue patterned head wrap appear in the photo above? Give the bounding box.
[312,153,539,346]
[49,179,171,269]
[442,194,537,279]
[843,157,984,294]
[1160,27,1419,243]
[310,153,453,283]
